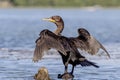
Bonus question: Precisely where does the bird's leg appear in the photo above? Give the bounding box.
[64,52,71,73]
[70,65,74,75]
[64,65,74,79]
[58,65,74,79]
[64,53,74,78]
[58,63,69,79]
[58,52,71,79]
[64,64,68,73]
[58,64,69,79]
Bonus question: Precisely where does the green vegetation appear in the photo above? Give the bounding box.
[9,0,120,7]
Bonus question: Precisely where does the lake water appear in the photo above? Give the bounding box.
[0,8,120,80]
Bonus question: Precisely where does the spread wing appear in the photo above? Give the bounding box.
[33,32,70,62]
[76,28,110,58]
[71,36,110,58]
[87,36,110,58]
[70,38,88,51]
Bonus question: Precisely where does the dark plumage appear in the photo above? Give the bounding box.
[33,29,69,61]
[33,29,99,78]
[43,15,110,58]
[42,16,110,78]
[78,28,110,58]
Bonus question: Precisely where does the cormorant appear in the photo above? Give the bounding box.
[42,15,110,58]
[33,29,99,78]
[42,16,110,78]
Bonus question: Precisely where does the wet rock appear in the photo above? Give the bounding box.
[58,73,74,80]
[34,67,51,80]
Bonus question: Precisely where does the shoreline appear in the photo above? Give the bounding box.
[0,6,120,9]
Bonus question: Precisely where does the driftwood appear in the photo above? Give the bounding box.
[34,67,51,80]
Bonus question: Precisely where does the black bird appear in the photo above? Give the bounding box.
[43,15,110,58]
[42,16,110,78]
[33,29,99,78]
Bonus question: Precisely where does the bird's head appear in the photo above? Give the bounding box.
[42,15,64,26]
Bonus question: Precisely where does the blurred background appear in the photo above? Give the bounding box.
[1,0,120,7]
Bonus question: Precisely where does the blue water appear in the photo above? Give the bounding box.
[0,8,120,49]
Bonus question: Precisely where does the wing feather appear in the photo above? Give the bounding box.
[71,36,110,58]
[33,32,70,62]
[72,39,88,51]
[87,36,110,58]
[91,36,110,58]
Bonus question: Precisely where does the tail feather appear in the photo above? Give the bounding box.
[79,60,99,68]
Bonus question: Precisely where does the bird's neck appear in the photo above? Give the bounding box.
[54,23,64,36]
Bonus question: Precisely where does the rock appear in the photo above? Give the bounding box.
[34,67,51,80]
[58,73,74,79]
